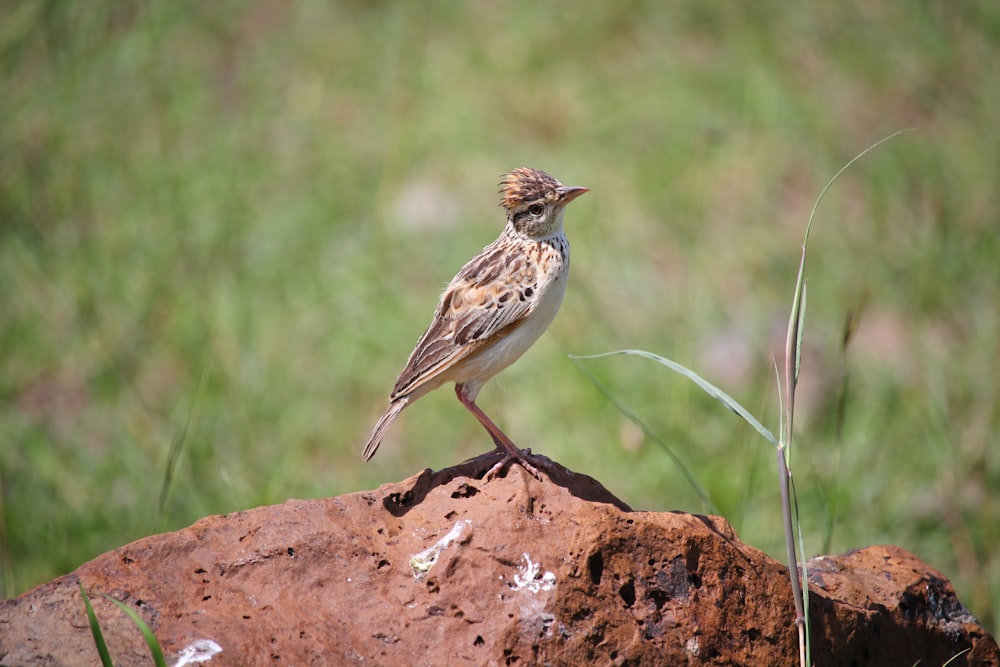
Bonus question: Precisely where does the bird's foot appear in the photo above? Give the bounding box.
[482,447,549,482]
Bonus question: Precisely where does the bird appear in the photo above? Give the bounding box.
[362,167,588,480]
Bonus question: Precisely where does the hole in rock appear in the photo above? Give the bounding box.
[587,552,604,586]
[619,580,636,607]
[451,483,478,499]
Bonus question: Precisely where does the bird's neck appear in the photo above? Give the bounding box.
[503,215,566,243]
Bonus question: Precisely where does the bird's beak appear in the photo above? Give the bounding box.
[557,186,589,206]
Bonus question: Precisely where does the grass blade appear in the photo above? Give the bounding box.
[105,596,168,667]
[79,583,114,667]
[573,349,777,447]
[793,283,806,392]
[941,649,972,666]
[568,355,719,514]
[157,360,211,527]
[782,128,915,453]
[804,129,916,248]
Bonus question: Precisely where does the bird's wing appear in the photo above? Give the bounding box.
[390,240,545,399]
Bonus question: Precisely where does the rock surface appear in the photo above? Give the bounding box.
[1,455,996,666]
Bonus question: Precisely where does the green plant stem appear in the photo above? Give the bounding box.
[777,447,806,664]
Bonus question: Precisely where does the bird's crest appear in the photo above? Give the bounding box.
[499,167,562,210]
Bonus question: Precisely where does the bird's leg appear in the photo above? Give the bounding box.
[455,384,545,481]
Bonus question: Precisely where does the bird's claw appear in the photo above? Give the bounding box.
[483,450,545,482]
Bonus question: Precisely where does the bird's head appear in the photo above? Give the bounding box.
[499,167,588,239]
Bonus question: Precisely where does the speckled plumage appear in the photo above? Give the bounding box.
[363,167,588,479]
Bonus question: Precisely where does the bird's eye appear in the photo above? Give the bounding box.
[528,203,544,216]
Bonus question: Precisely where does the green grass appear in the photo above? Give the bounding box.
[80,582,169,667]
[2,1,998,635]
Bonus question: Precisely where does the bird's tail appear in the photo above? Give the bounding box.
[362,397,408,461]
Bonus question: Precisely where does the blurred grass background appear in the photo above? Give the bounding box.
[2,1,997,632]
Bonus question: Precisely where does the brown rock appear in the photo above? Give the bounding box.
[1,455,996,666]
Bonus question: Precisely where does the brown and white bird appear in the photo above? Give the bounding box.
[362,167,588,479]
